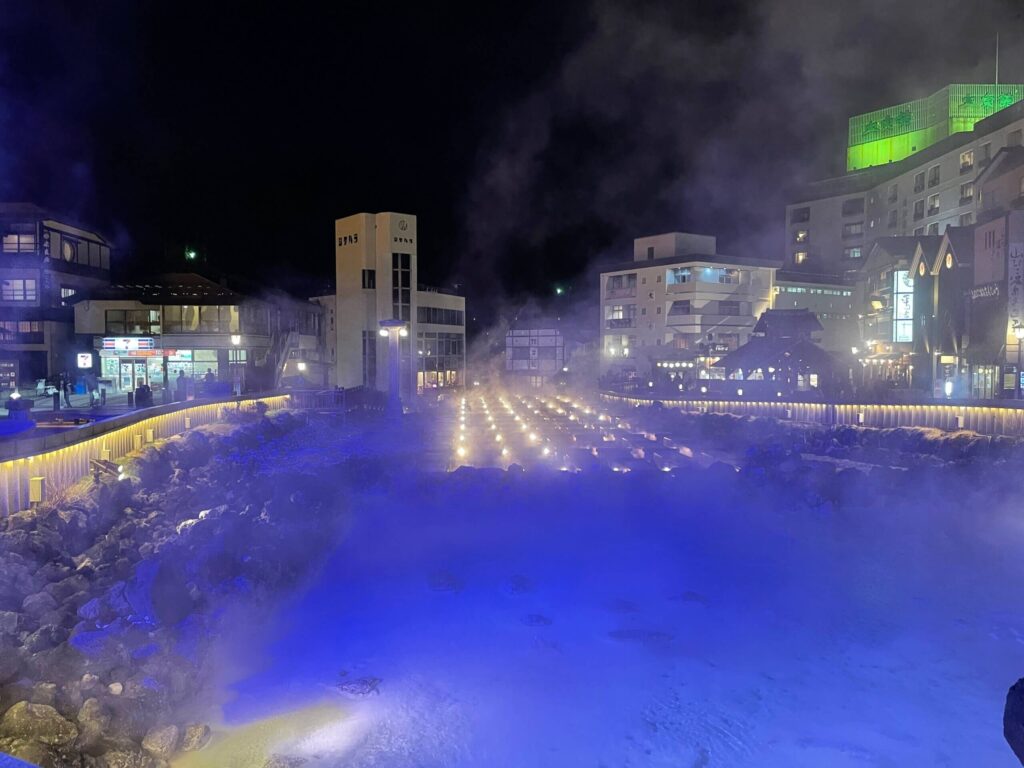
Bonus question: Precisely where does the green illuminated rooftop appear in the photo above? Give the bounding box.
[847,84,1024,171]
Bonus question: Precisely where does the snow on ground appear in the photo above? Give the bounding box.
[180,393,1024,767]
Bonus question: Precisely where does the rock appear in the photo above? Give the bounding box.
[141,724,179,759]
[0,610,21,636]
[335,676,382,697]
[107,682,123,696]
[0,648,23,684]
[22,591,58,618]
[23,624,66,654]
[30,682,57,707]
[264,756,308,768]
[0,736,66,768]
[123,560,192,626]
[0,701,78,747]
[1005,677,1024,763]
[180,723,210,751]
[76,697,111,755]
[95,748,161,768]
[81,673,100,691]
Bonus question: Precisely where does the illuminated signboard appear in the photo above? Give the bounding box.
[76,352,93,369]
[892,270,914,343]
[0,360,16,390]
[102,337,155,352]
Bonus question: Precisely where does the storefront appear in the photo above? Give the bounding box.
[98,339,230,392]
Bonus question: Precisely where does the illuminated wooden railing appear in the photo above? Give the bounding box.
[0,394,289,516]
[599,392,1024,439]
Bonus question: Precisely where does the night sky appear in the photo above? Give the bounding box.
[1,0,1023,326]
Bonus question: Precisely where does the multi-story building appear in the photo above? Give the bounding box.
[505,322,566,388]
[908,228,974,397]
[968,146,1024,398]
[73,273,323,394]
[0,203,113,383]
[333,212,465,395]
[599,233,777,375]
[772,270,856,353]
[785,84,1024,280]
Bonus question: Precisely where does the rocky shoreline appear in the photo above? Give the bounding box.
[0,407,354,767]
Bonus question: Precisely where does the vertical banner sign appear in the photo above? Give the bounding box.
[1009,243,1024,326]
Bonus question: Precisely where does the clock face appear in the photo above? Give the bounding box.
[919,261,926,277]
[945,252,953,269]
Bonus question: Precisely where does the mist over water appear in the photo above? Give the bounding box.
[182,394,1024,767]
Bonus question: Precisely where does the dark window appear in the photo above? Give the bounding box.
[362,330,377,387]
[646,246,655,260]
[887,184,898,203]
[790,206,810,224]
[668,300,690,316]
[887,209,898,228]
[105,309,126,335]
[718,300,741,316]
[361,269,376,289]
[841,197,865,216]
[914,172,925,193]
[841,222,864,238]
[927,165,941,187]
[1009,129,1023,147]
[913,200,925,220]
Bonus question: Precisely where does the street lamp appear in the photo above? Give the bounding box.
[379,319,408,416]
[1014,321,1024,399]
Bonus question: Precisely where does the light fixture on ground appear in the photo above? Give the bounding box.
[90,459,125,483]
[1015,321,1024,399]
[379,319,408,416]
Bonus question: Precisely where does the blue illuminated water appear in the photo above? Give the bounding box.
[212,465,1023,767]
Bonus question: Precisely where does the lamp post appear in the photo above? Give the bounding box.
[1014,321,1024,399]
[378,319,408,416]
[230,334,243,395]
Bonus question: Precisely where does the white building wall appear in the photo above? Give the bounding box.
[786,112,1024,276]
[599,259,774,373]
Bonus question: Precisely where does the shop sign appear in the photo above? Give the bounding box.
[0,360,17,389]
[76,352,93,369]
[969,282,1000,300]
[102,337,155,352]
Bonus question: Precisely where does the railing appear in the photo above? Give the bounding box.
[0,393,289,516]
[605,318,636,329]
[600,391,1024,438]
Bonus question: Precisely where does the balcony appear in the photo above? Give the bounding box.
[959,196,973,207]
[960,163,974,175]
[604,287,636,300]
[927,205,940,216]
[605,318,636,330]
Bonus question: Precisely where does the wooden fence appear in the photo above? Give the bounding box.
[0,394,289,516]
[599,393,1024,438]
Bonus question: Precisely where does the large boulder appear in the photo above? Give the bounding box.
[180,723,210,751]
[0,701,78,747]
[123,560,192,626]
[141,723,180,760]
[1005,677,1024,764]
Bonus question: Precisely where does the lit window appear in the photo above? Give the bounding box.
[960,150,974,171]
[960,182,975,202]
[793,230,809,243]
[1,279,37,302]
[2,234,35,253]
[794,251,807,265]
[927,193,940,214]
[843,247,862,259]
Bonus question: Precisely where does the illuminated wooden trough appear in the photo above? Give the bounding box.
[600,392,1024,439]
[0,394,289,516]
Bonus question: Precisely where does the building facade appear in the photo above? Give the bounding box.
[786,86,1024,280]
[772,270,856,353]
[599,233,777,375]
[333,212,465,395]
[0,203,113,384]
[73,274,323,395]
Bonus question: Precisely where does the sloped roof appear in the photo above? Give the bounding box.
[712,336,838,376]
[73,273,247,305]
[975,145,1024,188]
[752,309,824,338]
